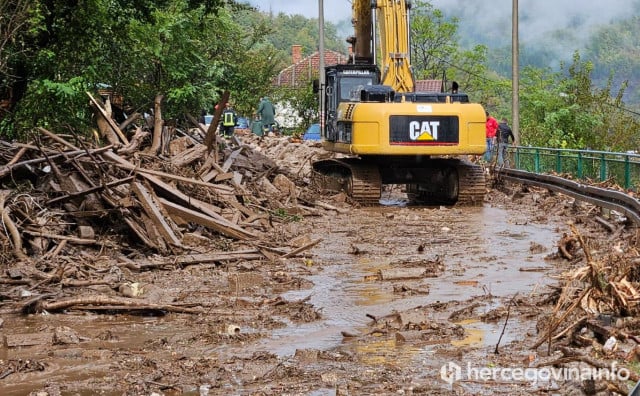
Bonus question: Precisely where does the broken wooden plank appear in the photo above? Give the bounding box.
[5,332,53,347]
[123,216,158,250]
[159,197,257,240]
[377,267,429,281]
[87,92,129,144]
[110,161,235,195]
[281,238,323,258]
[221,146,245,172]
[200,169,219,183]
[171,144,207,167]
[131,182,182,247]
[46,176,134,206]
[131,249,265,270]
[213,172,234,182]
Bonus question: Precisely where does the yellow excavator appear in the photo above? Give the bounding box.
[313,0,487,205]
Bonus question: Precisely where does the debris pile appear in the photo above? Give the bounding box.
[0,96,342,314]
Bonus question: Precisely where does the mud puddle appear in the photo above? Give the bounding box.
[254,205,559,360]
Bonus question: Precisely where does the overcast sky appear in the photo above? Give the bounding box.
[243,0,350,22]
[242,0,635,42]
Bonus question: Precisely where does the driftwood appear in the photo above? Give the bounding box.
[87,92,129,145]
[148,94,164,154]
[594,215,616,233]
[21,229,104,245]
[377,267,430,281]
[124,249,265,271]
[314,200,350,214]
[557,233,579,260]
[204,90,229,152]
[281,238,323,258]
[118,112,141,131]
[0,146,114,179]
[160,197,256,240]
[117,127,148,156]
[132,181,182,247]
[532,287,590,350]
[30,295,204,314]
[46,176,134,206]
[109,156,235,195]
[6,142,31,166]
[0,190,28,260]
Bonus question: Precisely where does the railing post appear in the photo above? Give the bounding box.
[556,150,561,173]
[535,149,540,173]
[625,155,631,190]
[577,151,583,179]
[600,153,606,182]
[514,147,520,169]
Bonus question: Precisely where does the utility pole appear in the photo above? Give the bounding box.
[319,0,325,130]
[512,0,520,144]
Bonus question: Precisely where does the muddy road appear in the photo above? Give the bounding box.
[4,180,628,396]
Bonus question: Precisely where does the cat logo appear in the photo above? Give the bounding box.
[409,120,440,141]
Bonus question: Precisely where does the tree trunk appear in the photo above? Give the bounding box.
[148,94,164,155]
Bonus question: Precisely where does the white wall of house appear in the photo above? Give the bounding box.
[275,101,302,129]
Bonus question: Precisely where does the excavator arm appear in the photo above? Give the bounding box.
[351,0,414,93]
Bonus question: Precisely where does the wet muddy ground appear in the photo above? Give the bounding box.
[0,182,634,395]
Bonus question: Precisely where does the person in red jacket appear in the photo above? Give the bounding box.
[484,111,498,162]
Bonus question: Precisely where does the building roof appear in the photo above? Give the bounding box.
[274,48,349,87]
[414,80,444,93]
[274,45,444,93]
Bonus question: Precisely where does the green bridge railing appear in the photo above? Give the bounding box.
[504,146,640,192]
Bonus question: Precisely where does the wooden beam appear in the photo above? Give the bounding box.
[86,92,129,144]
[131,182,182,247]
[110,161,235,195]
[204,91,229,152]
[159,197,257,240]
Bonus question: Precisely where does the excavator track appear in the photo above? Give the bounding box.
[456,161,487,206]
[312,158,381,205]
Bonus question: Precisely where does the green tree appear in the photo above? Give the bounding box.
[518,52,640,151]
[409,0,489,97]
[0,0,270,138]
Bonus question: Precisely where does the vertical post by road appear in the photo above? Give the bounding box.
[318,0,325,130]
[512,0,520,145]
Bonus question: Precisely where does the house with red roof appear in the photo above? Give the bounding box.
[271,45,444,128]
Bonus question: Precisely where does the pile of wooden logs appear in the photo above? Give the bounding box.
[0,93,326,264]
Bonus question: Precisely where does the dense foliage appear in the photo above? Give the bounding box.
[0,0,343,138]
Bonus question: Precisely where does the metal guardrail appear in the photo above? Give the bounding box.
[492,146,640,224]
[497,167,640,224]
[504,146,640,192]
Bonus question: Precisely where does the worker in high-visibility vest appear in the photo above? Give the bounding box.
[221,103,238,137]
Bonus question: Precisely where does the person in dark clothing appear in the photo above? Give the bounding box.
[257,97,276,134]
[497,118,514,166]
[221,103,238,137]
